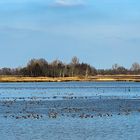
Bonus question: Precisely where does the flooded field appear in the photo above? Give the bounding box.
[0,82,140,140]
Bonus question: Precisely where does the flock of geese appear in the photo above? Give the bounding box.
[0,96,138,120]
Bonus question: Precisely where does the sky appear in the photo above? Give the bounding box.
[0,0,140,69]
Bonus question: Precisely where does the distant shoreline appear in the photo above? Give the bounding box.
[0,75,140,82]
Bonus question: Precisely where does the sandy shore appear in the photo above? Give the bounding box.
[0,75,140,82]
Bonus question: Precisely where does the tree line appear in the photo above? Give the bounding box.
[0,57,140,77]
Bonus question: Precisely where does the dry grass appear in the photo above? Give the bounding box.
[0,75,140,82]
[0,76,83,82]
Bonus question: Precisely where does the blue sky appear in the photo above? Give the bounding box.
[0,0,140,69]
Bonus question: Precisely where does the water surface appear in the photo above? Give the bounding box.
[0,82,140,140]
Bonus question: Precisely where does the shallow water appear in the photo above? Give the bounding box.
[0,82,140,100]
[0,82,140,140]
[1,114,140,140]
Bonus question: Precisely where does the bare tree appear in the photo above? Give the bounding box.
[131,62,140,71]
[71,56,79,66]
[112,64,120,70]
[70,56,79,76]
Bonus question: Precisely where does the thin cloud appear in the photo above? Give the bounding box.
[53,0,86,7]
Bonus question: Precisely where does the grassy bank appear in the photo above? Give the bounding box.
[0,75,140,82]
